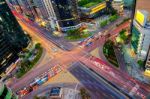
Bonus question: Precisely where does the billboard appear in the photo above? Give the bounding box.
[135,10,145,26]
[90,2,106,14]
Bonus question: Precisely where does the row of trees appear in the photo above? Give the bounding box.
[116,29,130,44]
[78,0,103,7]
[100,20,108,27]
[16,43,43,78]
[100,14,119,28]
[67,29,82,38]
[66,27,91,40]
[103,40,119,67]
[80,88,91,99]
[109,15,119,22]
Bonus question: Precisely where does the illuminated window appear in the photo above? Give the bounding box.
[0,17,2,21]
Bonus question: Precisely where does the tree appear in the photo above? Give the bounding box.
[35,43,41,49]
[137,60,145,69]
[20,60,31,71]
[40,96,47,99]
[104,40,114,57]
[67,28,83,38]
[119,29,128,41]
[33,95,40,99]
[22,48,29,53]
[111,9,117,15]
[109,14,118,22]
[100,20,108,27]
[80,88,91,99]
[26,34,32,40]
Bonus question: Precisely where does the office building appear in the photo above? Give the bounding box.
[136,0,150,13]
[123,0,134,8]
[8,0,23,13]
[31,0,52,29]
[131,10,150,60]
[145,46,150,70]
[78,0,107,18]
[32,0,49,20]
[11,0,41,20]
[131,0,150,61]
[0,0,29,74]
[112,0,124,15]
[40,0,80,31]
[0,82,18,99]
[12,0,35,19]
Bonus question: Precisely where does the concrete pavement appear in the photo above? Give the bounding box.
[44,70,79,85]
[23,83,83,99]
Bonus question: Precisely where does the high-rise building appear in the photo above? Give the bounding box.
[123,0,134,8]
[11,0,34,19]
[78,0,110,18]
[40,0,80,31]
[112,0,124,15]
[8,0,23,13]
[131,0,150,62]
[145,46,150,70]
[0,82,18,99]
[11,0,41,20]
[131,10,150,60]
[32,0,49,20]
[0,0,29,74]
[135,0,150,13]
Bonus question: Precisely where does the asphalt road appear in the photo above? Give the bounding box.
[9,10,150,99]
[69,62,129,99]
[80,56,150,99]
[12,10,74,51]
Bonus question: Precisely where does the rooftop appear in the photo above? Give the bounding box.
[78,0,104,8]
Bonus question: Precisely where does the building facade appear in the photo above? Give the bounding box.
[123,0,134,8]
[8,0,23,13]
[11,0,42,20]
[9,0,80,31]
[112,0,124,15]
[78,0,113,18]
[32,0,49,20]
[131,10,150,60]
[0,82,18,99]
[145,46,150,70]
[135,0,150,14]
[40,0,80,31]
[79,1,107,18]
[0,0,29,74]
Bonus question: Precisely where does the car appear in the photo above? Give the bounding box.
[78,39,84,45]
[52,47,58,52]
[19,88,29,97]
[49,70,55,77]
[85,42,92,47]
[95,37,99,40]
[90,35,94,39]
[79,45,84,48]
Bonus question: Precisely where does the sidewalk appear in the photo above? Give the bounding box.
[44,70,79,85]
[122,45,150,84]
[114,46,127,72]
